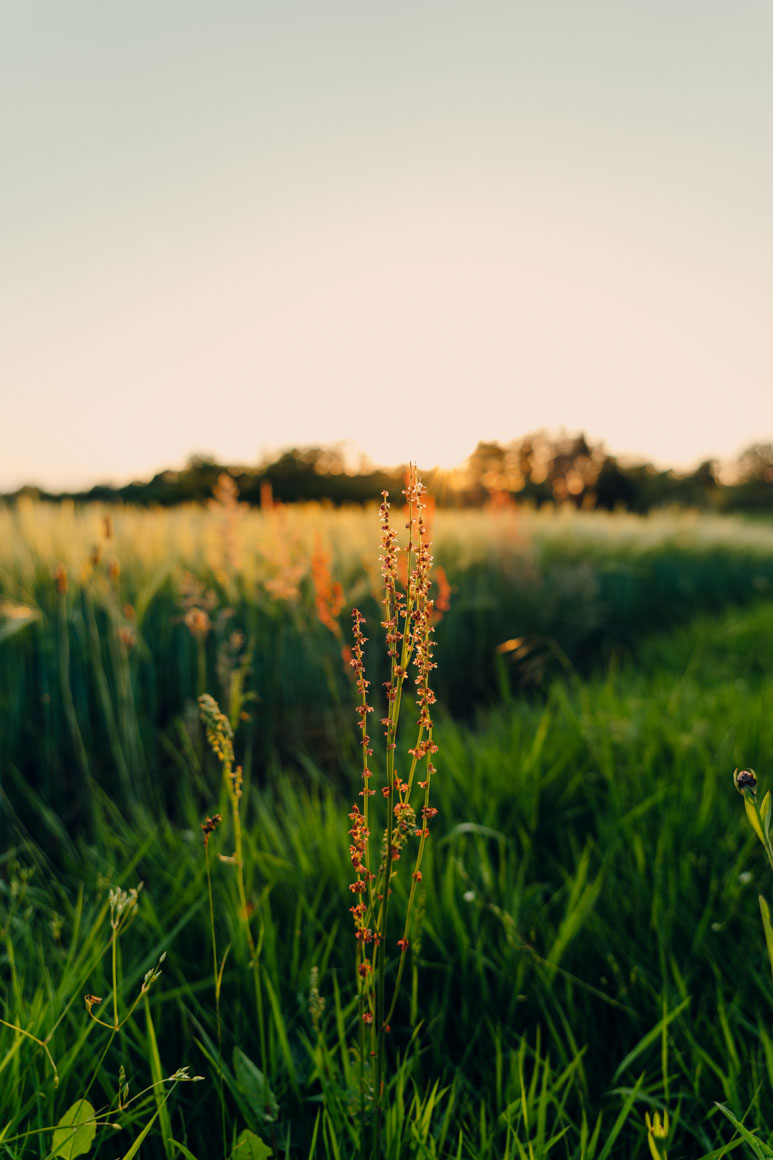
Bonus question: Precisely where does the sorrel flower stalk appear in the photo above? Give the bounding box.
[347,466,438,1158]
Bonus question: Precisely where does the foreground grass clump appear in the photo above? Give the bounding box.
[2,599,773,1155]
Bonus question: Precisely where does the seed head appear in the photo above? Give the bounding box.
[201,813,222,844]
[308,965,326,1032]
[199,695,234,767]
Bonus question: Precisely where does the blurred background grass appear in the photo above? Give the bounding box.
[2,498,773,824]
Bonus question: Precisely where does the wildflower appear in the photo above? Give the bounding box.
[201,814,222,845]
[141,952,167,994]
[346,465,439,1143]
[179,572,218,637]
[185,607,211,639]
[644,1109,669,1160]
[168,1067,205,1082]
[311,535,345,638]
[734,768,757,797]
[109,884,142,931]
[433,565,452,620]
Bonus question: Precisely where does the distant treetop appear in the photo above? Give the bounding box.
[4,435,772,514]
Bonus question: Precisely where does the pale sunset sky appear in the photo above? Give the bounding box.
[2,1,771,490]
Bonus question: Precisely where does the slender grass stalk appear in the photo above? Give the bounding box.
[0,1017,58,1085]
[199,694,270,1118]
[201,813,228,1160]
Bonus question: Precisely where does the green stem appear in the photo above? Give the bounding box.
[226,759,269,1113]
[197,638,207,697]
[358,987,367,1160]
[111,930,119,1031]
[205,843,227,1160]
[0,1018,58,1085]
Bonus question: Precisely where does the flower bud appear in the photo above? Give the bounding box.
[734,768,758,797]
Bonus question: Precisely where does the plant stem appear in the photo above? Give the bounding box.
[111,929,119,1031]
[205,842,227,1160]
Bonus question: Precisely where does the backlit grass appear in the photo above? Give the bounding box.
[2,497,773,826]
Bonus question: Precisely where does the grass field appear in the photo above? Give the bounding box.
[2,496,773,1158]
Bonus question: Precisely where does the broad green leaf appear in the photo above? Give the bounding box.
[231,1128,273,1160]
[51,1100,96,1159]
[744,796,765,846]
[233,1048,278,1125]
[759,896,773,982]
[762,792,771,838]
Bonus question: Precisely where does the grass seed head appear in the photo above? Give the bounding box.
[199,694,234,767]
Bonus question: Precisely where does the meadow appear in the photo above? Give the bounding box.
[2,490,773,1158]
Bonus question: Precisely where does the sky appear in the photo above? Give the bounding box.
[2,1,772,491]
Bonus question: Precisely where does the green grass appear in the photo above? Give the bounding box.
[3,499,773,826]
[3,595,773,1157]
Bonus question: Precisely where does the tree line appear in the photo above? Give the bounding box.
[6,434,773,513]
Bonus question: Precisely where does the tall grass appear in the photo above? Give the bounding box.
[3,489,773,1157]
[2,497,773,828]
[2,592,773,1155]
